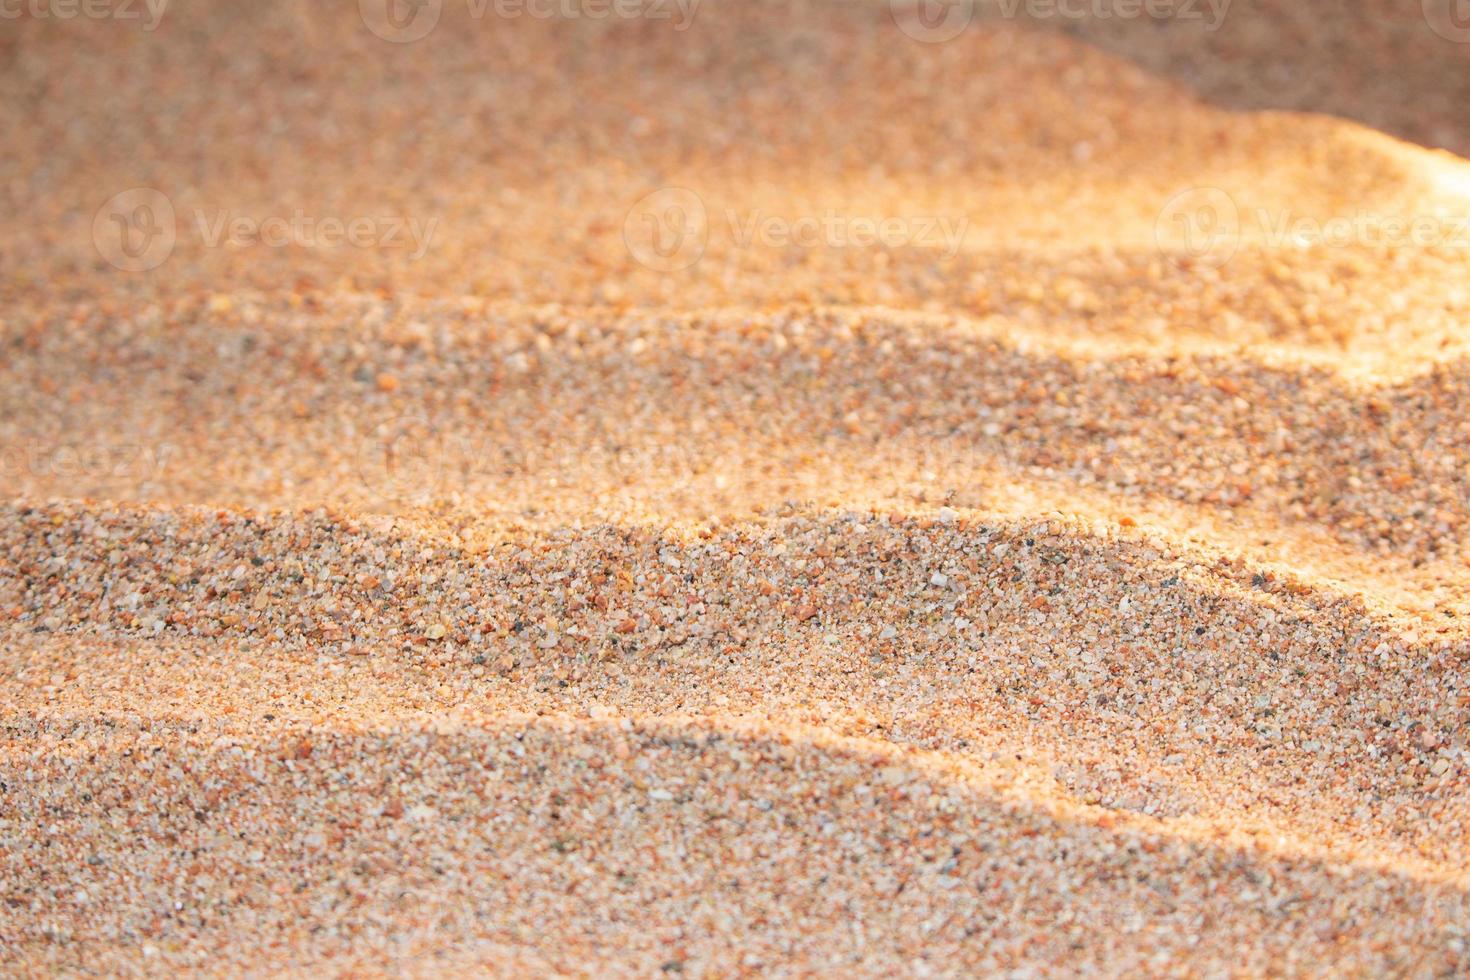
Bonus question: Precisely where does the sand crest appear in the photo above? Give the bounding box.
[2,1,1468,974]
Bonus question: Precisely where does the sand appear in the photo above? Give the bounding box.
[2,0,1469,975]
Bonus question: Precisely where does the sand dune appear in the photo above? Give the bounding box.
[3,0,1469,975]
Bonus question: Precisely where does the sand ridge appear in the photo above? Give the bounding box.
[3,0,1470,975]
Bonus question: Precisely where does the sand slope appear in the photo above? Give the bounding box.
[2,1,1469,975]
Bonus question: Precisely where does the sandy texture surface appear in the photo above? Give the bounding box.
[3,0,1470,975]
